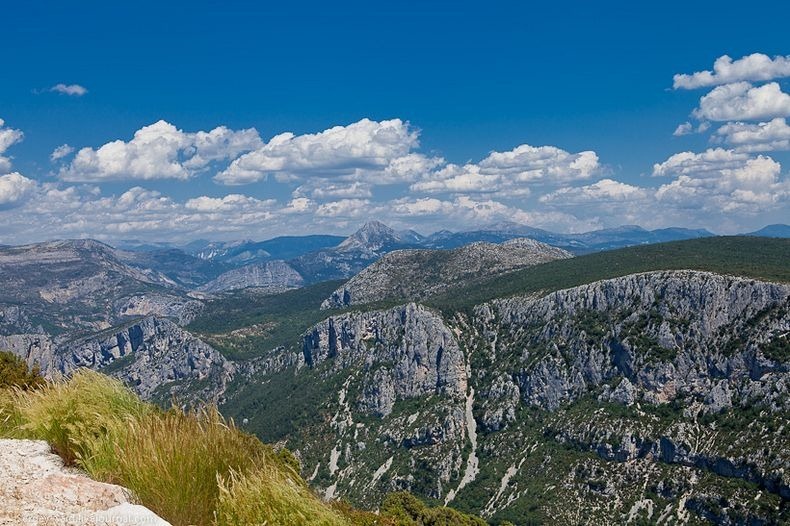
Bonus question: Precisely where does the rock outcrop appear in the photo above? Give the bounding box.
[2,317,233,406]
[0,439,170,526]
[322,238,572,308]
[302,303,468,415]
[198,260,304,293]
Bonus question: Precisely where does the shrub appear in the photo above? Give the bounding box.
[0,351,44,390]
[380,491,488,526]
[216,467,350,526]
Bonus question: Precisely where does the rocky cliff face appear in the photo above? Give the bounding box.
[225,270,790,524]
[322,238,572,308]
[2,317,233,406]
[198,260,304,293]
[302,303,468,415]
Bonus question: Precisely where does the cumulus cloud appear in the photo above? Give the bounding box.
[385,195,600,233]
[184,193,276,212]
[215,118,423,185]
[479,145,599,182]
[715,118,790,152]
[673,53,790,89]
[0,119,24,174]
[673,121,710,136]
[389,197,456,216]
[59,121,262,181]
[410,144,599,195]
[293,181,372,199]
[410,163,504,194]
[692,82,790,122]
[315,199,376,218]
[49,84,88,96]
[0,173,36,207]
[0,183,298,243]
[653,150,788,213]
[539,179,649,204]
[652,148,751,177]
[50,144,75,162]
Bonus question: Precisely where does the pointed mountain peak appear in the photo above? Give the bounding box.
[337,221,405,252]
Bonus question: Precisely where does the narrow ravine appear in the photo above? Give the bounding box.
[444,387,479,504]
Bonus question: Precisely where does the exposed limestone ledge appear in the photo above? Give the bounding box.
[0,439,170,526]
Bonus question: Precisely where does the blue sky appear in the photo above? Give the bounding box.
[1,0,789,243]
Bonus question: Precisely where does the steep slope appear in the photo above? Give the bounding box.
[223,270,790,524]
[0,240,196,336]
[116,248,229,288]
[198,260,304,294]
[1,316,232,406]
[3,236,788,524]
[322,238,572,308]
[291,221,423,283]
[187,234,345,265]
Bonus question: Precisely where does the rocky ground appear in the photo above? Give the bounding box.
[0,439,169,526]
[322,237,572,308]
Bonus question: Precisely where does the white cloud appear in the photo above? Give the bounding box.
[215,118,422,185]
[184,194,275,212]
[49,84,88,96]
[652,148,751,177]
[540,179,649,204]
[59,120,262,181]
[715,118,790,152]
[673,121,710,136]
[389,197,455,216]
[692,82,790,122]
[673,53,790,89]
[0,119,24,174]
[386,195,600,233]
[293,180,372,199]
[478,145,599,182]
[410,163,504,194]
[654,150,788,213]
[410,144,599,195]
[0,173,36,207]
[50,144,75,162]
[315,199,376,218]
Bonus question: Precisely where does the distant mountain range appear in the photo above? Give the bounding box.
[12,222,787,296]
[419,222,716,253]
[745,224,790,238]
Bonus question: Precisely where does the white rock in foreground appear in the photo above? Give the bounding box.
[0,439,170,526]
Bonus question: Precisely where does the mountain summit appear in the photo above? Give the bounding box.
[336,221,419,253]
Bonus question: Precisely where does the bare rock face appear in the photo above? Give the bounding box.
[0,439,170,525]
[3,317,233,406]
[482,270,790,414]
[198,260,304,293]
[322,237,572,308]
[302,303,468,412]
[113,295,204,325]
[57,317,235,404]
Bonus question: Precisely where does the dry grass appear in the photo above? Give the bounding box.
[0,369,351,526]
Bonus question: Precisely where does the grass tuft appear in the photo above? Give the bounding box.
[0,369,350,526]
